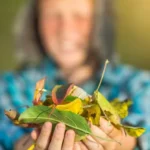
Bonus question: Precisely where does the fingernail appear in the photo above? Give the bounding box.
[74,142,80,149]
[44,122,52,128]
[31,130,36,139]
[86,135,95,142]
[66,130,75,137]
[57,123,65,130]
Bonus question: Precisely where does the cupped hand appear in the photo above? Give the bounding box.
[31,122,78,150]
[31,118,136,150]
[82,117,136,150]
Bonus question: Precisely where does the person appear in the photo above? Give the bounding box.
[0,0,150,149]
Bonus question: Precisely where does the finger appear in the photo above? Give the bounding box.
[90,124,120,150]
[78,141,88,150]
[48,123,66,150]
[18,134,32,145]
[14,134,34,150]
[31,128,40,141]
[62,130,75,150]
[73,142,81,150]
[83,135,104,150]
[21,135,34,147]
[99,117,122,139]
[35,122,52,150]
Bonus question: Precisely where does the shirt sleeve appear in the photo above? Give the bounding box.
[124,69,150,150]
[0,63,55,149]
[104,64,150,150]
[0,71,35,150]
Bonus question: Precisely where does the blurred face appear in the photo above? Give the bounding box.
[38,0,93,69]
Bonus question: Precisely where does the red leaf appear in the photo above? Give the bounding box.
[52,84,74,104]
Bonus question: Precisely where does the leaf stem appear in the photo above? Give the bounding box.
[96,60,109,91]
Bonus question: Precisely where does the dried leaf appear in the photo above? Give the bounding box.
[71,86,90,100]
[123,125,145,137]
[110,99,132,118]
[33,77,46,105]
[93,91,120,126]
[43,95,53,106]
[52,84,74,104]
[4,109,19,120]
[83,104,101,125]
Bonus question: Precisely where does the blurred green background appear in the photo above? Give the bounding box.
[0,0,25,71]
[115,0,150,70]
[0,0,150,71]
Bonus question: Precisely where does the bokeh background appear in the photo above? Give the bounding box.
[0,0,150,71]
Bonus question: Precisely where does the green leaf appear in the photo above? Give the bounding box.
[63,95,79,103]
[93,91,120,126]
[19,105,91,138]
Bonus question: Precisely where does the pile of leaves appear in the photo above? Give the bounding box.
[5,61,145,149]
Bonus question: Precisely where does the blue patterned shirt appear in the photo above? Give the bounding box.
[0,58,150,150]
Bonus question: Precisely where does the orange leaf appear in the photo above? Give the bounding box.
[33,77,46,105]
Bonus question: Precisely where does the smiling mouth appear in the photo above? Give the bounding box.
[59,41,84,53]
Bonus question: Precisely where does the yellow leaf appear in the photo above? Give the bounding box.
[110,99,132,118]
[85,104,101,125]
[27,144,35,150]
[123,125,146,137]
[94,91,120,126]
[75,134,87,141]
[56,98,83,114]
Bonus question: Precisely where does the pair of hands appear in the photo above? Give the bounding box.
[30,117,136,150]
[14,117,136,150]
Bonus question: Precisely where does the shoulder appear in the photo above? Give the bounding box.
[103,63,150,111]
[0,59,58,109]
[0,65,44,90]
[0,58,57,90]
[104,63,150,88]
[97,63,150,99]
[0,66,43,109]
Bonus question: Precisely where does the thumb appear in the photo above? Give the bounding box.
[99,117,122,138]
